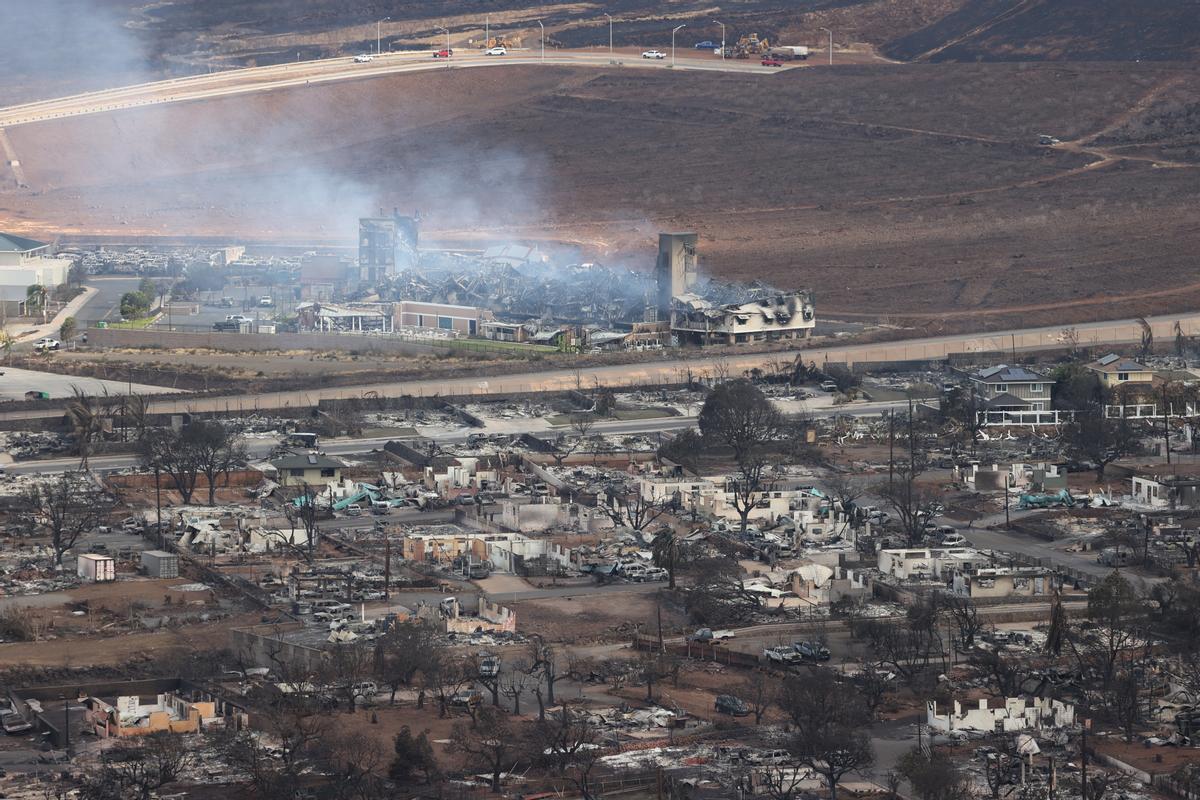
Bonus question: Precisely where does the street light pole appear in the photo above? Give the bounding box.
[605,14,613,57]
[713,20,725,60]
[538,19,544,62]
[820,26,833,66]
[671,24,686,67]
[377,17,390,55]
[486,14,490,50]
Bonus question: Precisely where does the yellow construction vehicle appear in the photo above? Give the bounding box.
[486,35,514,50]
[731,33,770,59]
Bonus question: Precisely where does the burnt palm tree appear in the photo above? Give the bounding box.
[65,386,108,469]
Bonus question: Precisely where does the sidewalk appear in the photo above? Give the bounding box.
[5,286,97,343]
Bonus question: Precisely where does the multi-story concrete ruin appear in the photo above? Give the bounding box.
[358,210,419,285]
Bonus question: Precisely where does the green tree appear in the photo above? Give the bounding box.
[120,291,151,320]
[388,726,440,785]
[1051,363,1104,411]
[59,316,77,343]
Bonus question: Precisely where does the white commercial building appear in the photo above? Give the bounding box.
[0,233,71,314]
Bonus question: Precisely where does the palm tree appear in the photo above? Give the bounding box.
[0,332,12,366]
[651,528,682,590]
[25,284,47,323]
[65,386,107,469]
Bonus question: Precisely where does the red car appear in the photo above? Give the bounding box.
[761,57,783,67]
[433,49,454,58]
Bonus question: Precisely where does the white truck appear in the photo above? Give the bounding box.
[771,46,809,60]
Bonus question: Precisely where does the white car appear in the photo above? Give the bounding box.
[485,46,507,56]
[33,338,60,351]
[354,53,374,63]
[642,50,666,59]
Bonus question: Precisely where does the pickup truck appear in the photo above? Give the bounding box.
[688,628,736,643]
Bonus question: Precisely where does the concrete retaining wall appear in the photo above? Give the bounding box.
[89,327,441,356]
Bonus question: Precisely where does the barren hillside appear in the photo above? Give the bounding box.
[2,61,1197,323]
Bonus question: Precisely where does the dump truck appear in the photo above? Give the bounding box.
[770,46,809,60]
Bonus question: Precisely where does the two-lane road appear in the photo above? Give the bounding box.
[0,50,789,129]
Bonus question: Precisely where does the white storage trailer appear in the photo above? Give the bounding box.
[771,46,809,60]
[141,549,179,578]
[77,553,115,582]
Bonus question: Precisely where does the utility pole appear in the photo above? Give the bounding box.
[1081,719,1089,800]
[1163,382,1172,465]
[888,410,895,490]
[154,465,162,546]
[383,526,391,600]
[1004,474,1011,529]
[486,14,489,49]
[538,19,544,62]
[713,20,726,59]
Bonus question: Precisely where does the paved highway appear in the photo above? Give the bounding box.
[0,50,785,129]
[1,309,1192,423]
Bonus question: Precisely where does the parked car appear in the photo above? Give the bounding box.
[715,694,750,717]
[354,53,374,63]
[479,654,501,678]
[761,57,784,67]
[940,533,968,547]
[641,50,666,59]
[345,504,363,517]
[450,689,483,708]
[820,380,839,392]
[764,646,802,665]
[694,40,716,49]
[485,46,507,56]
[213,320,240,332]
[795,641,831,661]
[433,49,454,58]
[33,338,61,351]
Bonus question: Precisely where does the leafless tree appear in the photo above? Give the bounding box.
[599,483,669,531]
[501,660,534,715]
[21,472,111,567]
[529,703,607,800]
[777,669,874,800]
[79,732,194,800]
[741,669,774,724]
[448,705,519,793]
[373,622,438,704]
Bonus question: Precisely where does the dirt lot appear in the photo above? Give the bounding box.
[510,589,689,644]
[0,609,261,668]
[2,60,1198,324]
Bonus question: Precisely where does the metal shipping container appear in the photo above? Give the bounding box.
[141,549,179,578]
[77,553,116,582]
